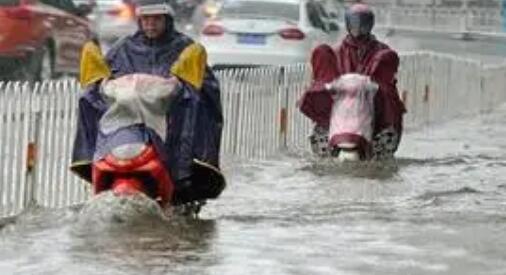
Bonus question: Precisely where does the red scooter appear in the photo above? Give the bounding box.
[90,73,181,209]
[326,73,378,161]
[93,144,175,208]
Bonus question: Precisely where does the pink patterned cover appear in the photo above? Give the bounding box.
[328,74,378,148]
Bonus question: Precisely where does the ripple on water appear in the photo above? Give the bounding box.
[415,186,482,201]
[0,193,219,275]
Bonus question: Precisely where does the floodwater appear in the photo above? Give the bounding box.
[1,100,506,274]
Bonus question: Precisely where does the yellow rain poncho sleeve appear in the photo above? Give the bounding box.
[70,40,112,182]
[79,41,111,88]
[170,43,207,90]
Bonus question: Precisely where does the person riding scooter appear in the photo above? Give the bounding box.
[299,3,406,160]
[71,0,225,205]
[298,44,338,157]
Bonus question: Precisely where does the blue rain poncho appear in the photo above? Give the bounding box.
[71,28,224,201]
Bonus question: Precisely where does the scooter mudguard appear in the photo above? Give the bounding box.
[92,145,175,207]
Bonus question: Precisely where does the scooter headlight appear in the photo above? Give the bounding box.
[111,143,147,160]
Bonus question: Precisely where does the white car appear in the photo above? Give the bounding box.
[198,0,335,68]
[78,0,137,49]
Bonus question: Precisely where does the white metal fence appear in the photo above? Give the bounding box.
[373,7,504,35]
[1,51,506,218]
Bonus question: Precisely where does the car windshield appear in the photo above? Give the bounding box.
[93,0,124,7]
[218,1,299,22]
[80,0,126,11]
[0,0,19,6]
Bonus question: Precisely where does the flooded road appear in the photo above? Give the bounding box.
[1,101,506,274]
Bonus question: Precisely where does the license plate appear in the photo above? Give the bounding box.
[237,34,266,45]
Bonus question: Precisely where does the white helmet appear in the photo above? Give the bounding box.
[135,0,175,16]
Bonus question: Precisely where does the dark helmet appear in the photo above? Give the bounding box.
[135,0,175,35]
[345,4,374,38]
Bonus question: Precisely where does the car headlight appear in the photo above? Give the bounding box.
[205,5,219,17]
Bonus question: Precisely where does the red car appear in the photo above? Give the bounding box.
[0,0,93,81]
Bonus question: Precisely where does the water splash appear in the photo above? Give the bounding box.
[75,191,170,232]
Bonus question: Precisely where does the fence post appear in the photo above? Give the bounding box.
[232,70,242,155]
[503,0,506,32]
[430,3,436,31]
[460,0,472,40]
[23,83,41,209]
[279,66,288,150]
[387,1,398,34]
